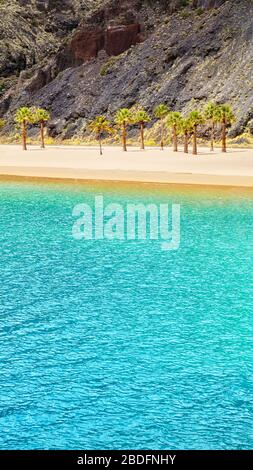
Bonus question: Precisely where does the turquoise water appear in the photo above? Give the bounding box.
[0,180,253,450]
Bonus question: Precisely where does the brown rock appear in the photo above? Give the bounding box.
[66,23,143,65]
[69,27,105,63]
[105,24,142,56]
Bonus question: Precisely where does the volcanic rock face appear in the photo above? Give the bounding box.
[1,0,253,138]
[192,0,225,8]
[58,23,143,67]
[105,24,143,56]
[55,0,145,70]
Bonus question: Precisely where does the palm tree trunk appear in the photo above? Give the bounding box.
[122,122,127,151]
[99,133,103,155]
[140,122,145,150]
[173,125,178,152]
[192,125,197,155]
[210,120,214,152]
[184,132,189,154]
[161,121,164,150]
[40,121,45,149]
[22,120,27,151]
[221,117,227,153]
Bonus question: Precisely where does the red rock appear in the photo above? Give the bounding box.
[105,24,142,56]
[67,23,143,64]
[70,27,105,62]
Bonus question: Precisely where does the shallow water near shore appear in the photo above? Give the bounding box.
[0,180,253,450]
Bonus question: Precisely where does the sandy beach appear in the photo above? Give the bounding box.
[0,144,253,187]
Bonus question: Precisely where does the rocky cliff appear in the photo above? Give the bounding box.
[0,0,252,138]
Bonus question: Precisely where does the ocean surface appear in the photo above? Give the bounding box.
[0,180,253,450]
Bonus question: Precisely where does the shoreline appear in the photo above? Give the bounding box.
[1,167,253,188]
[1,144,253,188]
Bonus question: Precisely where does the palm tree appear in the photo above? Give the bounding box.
[203,102,219,152]
[188,110,205,155]
[33,108,50,149]
[167,112,182,152]
[179,117,192,154]
[89,116,113,155]
[132,108,151,150]
[216,104,235,153]
[115,108,133,151]
[154,104,169,150]
[15,107,34,151]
